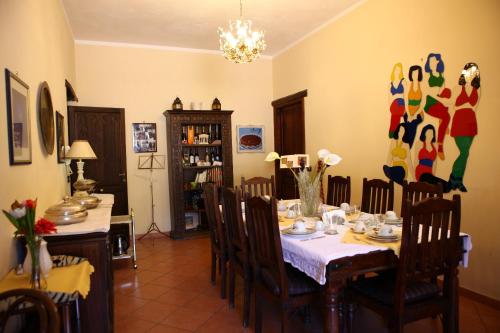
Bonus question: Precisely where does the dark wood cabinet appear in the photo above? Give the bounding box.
[164,110,234,239]
[45,232,113,333]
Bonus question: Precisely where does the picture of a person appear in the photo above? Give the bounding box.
[383,124,414,185]
[414,124,448,190]
[402,65,424,148]
[388,62,406,138]
[448,63,481,192]
[423,53,451,160]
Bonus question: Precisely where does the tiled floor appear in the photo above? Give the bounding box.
[113,236,500,333]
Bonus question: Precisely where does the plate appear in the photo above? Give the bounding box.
[282,228,316,236]
[367,234,400,243]
[350,227,366,234]
[384,217,403,225]
[366,231,400,242]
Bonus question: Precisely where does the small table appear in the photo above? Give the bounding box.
[0,255,94,332]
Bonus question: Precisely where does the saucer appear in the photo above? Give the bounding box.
[282,228,316,236]
[350,227,366,234]
[384,217,403,225]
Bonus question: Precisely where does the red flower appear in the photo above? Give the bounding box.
[34,218,57,235]
[24,199,36,209]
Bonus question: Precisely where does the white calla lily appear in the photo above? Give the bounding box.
[324,153,342,166]
[317,149,331,160]
[264,152,281,162]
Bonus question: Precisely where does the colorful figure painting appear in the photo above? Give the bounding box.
[448,63,480,192]
[382,54,480,193]
[388,63,406,138]
[383,124,414,185]
[423,53,451,160]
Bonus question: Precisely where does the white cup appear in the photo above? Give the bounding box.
[354,221,366,233]
[293,220,306,232]
[287,209,296,218]
[385,211,397,220]
[379,225,393,236]
[340,203,350,211]
[278,200,287,212]
[315,220,325,231]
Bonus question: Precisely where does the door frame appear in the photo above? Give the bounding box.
[271,89,307,198]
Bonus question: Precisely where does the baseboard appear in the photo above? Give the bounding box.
[459,286,500,310]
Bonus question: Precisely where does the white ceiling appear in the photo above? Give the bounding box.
[62,0,365,56]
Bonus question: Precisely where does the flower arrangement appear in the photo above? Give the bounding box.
[265,149,342,216]
[3,199,57,288]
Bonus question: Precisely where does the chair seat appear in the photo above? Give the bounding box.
[349,275,441,306]
[261,264,319,297]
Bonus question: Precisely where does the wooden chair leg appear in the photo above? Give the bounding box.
[346,302,356,333]
[281,307,290,333]
[228,262,235,308]
[254,291,263,333]
[62,303,72,333]
[243,275,251,327]
[210,252,216,285]
[220,258,227,299]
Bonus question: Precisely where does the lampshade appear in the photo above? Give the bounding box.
[66,140,97,160]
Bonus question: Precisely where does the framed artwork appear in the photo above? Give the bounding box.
[55,111,65,163]
[38,81,55,155]
[5,69,31,165]
[132,122,157,153]
[279,154,310,169]
[237,125,264,153]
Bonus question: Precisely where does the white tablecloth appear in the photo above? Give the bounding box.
[51,194,114,236]
[280,223,472,285]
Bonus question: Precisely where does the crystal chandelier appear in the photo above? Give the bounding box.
[218,0,266,63]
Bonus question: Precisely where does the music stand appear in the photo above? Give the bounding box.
[138,153,168,240]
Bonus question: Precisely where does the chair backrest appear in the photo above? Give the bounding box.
[0,288,60,333]
[245,196,288,299]
[326,175,351,207]
[401,181,443,217]
[241,176,276,198]
[203,183,225,252]
[361,178,395,214]
[396,195,461,307]
[221,186,248,265]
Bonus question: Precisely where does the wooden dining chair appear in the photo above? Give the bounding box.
[361,178,395,214]
[203,183,228,299]
[241,176,276,198]
[221,187,252,327]
[326,175,351,207]
[346,195,462,333]
[401,181,443,217]
[246,196,319,333]
[0,288,60,333]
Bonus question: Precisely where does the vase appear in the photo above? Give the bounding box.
[23,238,50,289]
[297,170,322,217]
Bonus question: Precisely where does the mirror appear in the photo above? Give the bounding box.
[38,81,55,155]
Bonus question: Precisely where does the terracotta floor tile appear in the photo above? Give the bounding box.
[162,307,214,331]
[114,237,496,333]
[132,300,178,323]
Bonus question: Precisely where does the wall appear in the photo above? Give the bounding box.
[0,0,76,277]
[273,0,500,300]
[74,43,274,234]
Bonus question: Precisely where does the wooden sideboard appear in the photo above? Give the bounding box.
[45,194,114,332]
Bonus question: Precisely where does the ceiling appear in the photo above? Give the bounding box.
[62,0,365,56]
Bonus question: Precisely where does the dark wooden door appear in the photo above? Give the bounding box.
[68,106,128,215]
[272,90,307,199]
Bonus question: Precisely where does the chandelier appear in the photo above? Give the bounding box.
[218,0,266,63]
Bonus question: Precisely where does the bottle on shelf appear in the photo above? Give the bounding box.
[194,150,200,164]
[210,148,215,163]
[215,125,220,141]
[194,125,199,144]
[205,149,210,165]
[208,125,213,143]
[181,126,187,144]
[183,150,189,165]
[187,126,194,145]
[189,149,194,166]
[215,147,220,162]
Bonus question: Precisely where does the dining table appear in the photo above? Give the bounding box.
[275,200,472,333]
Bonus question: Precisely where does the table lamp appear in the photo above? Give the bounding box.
[66,140,97,196]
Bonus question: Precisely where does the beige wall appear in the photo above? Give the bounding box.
[0,0,76,277]
[273,0,500,300]
[74,44,274,234]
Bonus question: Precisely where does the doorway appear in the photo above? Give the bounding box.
[68,106,129,215]
[272,90,307,199]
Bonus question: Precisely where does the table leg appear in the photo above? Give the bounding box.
[323,281,344,333]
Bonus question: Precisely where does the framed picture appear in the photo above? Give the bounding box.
[55,111,65,163]
[237,125,264,153]
[5,69,31,165]
[279,154,310,169]
[132,123,157,153]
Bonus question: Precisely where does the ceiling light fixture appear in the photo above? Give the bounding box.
[218,0,266,63]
